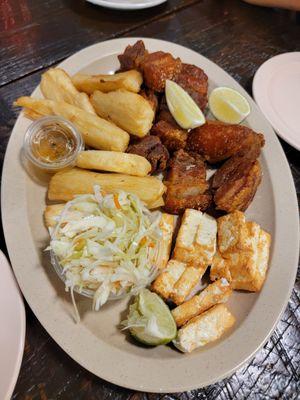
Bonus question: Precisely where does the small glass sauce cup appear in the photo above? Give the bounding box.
[23,116,84,172]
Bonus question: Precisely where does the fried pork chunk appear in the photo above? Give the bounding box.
[127,135,169,173]
[151,109,187,152]
[212,132,264,190]
[164,150,211,214]
[140,88,158,113]
[214,160,262,212]
[118,40,148,71]
[211,130,264,212]
[119,42,182,92]
[141,51,182,92]
[187,120,265,163]
[175,63,208,111]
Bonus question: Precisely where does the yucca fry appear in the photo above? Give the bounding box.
[76,150,151,177]
[72,70,143,94]
[40,68,96,114]
[48,167,166,208]
[44,204,65,228]
[14,97,129,152]
[148,196,164,209]
[91,90,154,137]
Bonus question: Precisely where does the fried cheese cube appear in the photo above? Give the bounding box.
[228,227,271,291]
[173,304,235,353]
[151,259,186,300]
[170,266,204,305]
[172,278,232,327]
[173,209,217,268]
[217,211,248,255]
[211,215,271,291]
[156,213,176,271]
[255,229,271,290]
[210,252,232,282]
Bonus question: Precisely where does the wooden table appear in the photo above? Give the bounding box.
[0,1,299,398]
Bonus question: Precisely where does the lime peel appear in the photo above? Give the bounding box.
[121,289,177,346]
[209,86,250,124]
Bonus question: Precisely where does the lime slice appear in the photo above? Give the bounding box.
[209,87,250,124]
[165,79,206,129]
[122,289,177,346]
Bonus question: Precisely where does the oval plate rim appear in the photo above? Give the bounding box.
[2,37,299,393]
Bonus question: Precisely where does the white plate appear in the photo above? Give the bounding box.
[0,251,25,400]
[253,52,300,151]
[86,0,167,10]
[2,38,299,393]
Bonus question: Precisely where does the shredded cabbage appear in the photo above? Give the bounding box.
[48,186,162,316]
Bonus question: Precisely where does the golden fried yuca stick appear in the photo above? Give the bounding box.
[40,68,96,114]
[44,204,65,228]
[76,150,151,177]
[14,97,129,152]
[48,168,166,207]
[72,70,143,94]
[91,90,154,137]
[147,196,164,209]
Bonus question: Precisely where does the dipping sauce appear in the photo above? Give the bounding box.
[23,116,84,172]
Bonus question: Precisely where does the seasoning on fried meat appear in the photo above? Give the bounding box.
[127,135,169,173]
[164,149,211,214]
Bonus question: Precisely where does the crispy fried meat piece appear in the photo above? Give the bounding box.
[151,98,188,152]
[118,40,148,71]
[175,63,208,111]
[141,51,182,92]
[212,133,264,189]
[214,160,262,212]
[187,120,264,163]
[140,88,158,113]
[164,150,211,214]
[127,135,169,173]
[151,109,188,152]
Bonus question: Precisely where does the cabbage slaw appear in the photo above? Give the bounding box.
[48,186,162,317]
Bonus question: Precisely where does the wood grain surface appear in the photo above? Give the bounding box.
[0,0,299,399]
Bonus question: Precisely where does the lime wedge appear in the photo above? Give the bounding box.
[122,289,177,346]
[165,79,206,129]
[209,87,250,124]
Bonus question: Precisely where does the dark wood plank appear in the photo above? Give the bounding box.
[0,1,299,399]
[119,0,300,89]
[12,306,132,400]
[0,0,198,87]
